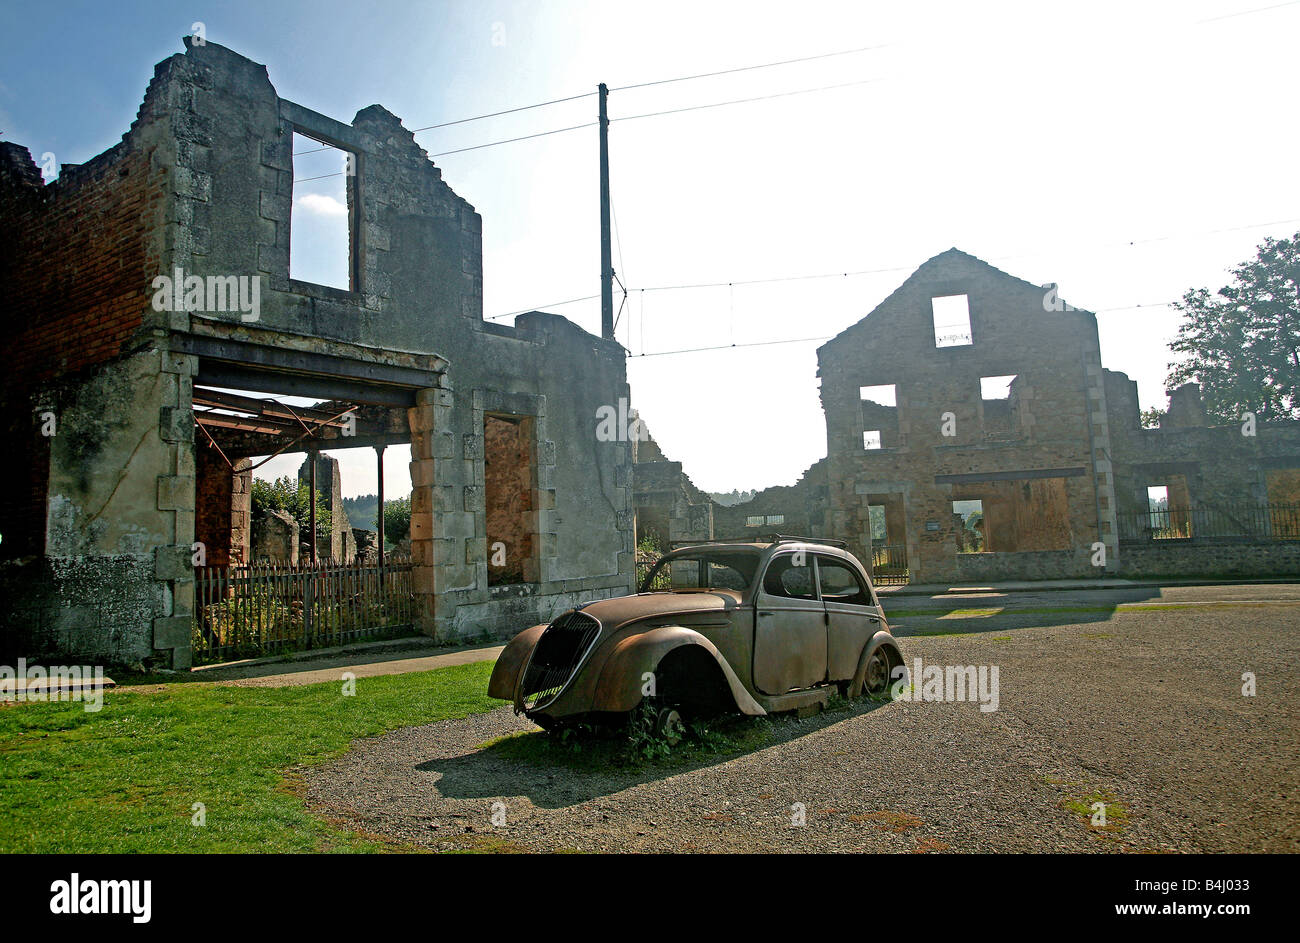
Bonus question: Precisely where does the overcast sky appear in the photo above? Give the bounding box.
[4,0,1297,499]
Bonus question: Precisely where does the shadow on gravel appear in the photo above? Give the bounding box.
[418,698,897,808]
[885,586,1164,638]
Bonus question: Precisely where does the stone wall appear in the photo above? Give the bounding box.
[297,454,354,562]
[252,510,298,565]
[0,38,635,663]
[818,250,1117,583]
[1119,542,1300,579]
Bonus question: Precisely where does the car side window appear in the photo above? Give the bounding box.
[817,556,871,606]
[762,555,817,600]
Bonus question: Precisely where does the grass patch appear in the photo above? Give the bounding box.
[0,661,500,853]
[1061,790,1129,833]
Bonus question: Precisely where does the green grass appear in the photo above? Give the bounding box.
[0,661,500,853]
[1062,790,1129,833]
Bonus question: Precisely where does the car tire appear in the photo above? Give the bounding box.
[653,705,686,745]
[862,646,893,698]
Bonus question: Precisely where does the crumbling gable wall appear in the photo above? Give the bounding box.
[818,250,1117,582]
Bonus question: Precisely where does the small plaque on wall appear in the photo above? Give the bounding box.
[925,520,940,532]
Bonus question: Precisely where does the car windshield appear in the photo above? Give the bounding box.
[639,550,760,593]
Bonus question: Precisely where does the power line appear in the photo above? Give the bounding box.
[423,76,884,163]
[614,77,884,124]
[610,43,888,92]
[1198,0,1300,22]
[295,121,598,179]
[410,92,596,134]
[480,212,1300,321]
[428,122,596,158]
[485,294,601,321]
[400,44,889,142]
[630,301,1182,360]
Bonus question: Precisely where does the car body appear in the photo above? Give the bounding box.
[487,537,905,733]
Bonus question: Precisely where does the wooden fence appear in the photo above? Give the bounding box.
[192,556,414,665]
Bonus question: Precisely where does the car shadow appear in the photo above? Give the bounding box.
[882,585,1166,638]
[417,698,896,809]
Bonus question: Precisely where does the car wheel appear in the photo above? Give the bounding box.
[862,646,892,698]
[654,705,686,745]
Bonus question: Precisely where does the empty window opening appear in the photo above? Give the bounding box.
[954,478,1073,552]
[981,374,1019,435]
[952,499,985,553]
[485,414,537,585]
[1146,485,1169,511]
[868,505,887,542]
[859,384,897,408]
[860,383,899,449]
[1144,483,1188,538]
[290,131,355,290]
[1264,469,1300,538]
[980,375,1016,399]
[932,294,973,347]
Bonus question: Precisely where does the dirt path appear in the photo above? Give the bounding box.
[302,603,1300,853]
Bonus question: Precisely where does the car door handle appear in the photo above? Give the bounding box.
[758,611,774,617]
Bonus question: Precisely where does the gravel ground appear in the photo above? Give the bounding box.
[301,603,1299,853]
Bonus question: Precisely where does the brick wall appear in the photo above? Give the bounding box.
[0,80,168,558]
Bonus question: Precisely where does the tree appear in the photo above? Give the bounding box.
[251,476,331,540]
[1166,232,1300,424]
[1139,407,1166,429]
[382,496,411,546]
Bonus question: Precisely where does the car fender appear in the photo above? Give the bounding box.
[591,626,766,716]
[487,623,546,702]
[849,630,905,697]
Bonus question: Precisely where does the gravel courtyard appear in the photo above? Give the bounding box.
[302,594,1299,853]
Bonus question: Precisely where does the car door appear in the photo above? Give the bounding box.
[817,553,883,682]
[753,552,828,694]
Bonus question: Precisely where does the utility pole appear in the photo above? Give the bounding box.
[599,82,613,340]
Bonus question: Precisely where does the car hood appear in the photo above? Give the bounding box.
[573,590,743,629]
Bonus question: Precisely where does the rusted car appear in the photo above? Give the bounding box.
[488,537,904,739]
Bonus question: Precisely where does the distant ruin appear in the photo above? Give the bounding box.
[635,250,1300,583]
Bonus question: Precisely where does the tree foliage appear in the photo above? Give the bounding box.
[251,475,331,539]
[1166,232,1300,424]
[382,496,411,546]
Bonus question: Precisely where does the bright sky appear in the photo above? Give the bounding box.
[5,0,1298,498]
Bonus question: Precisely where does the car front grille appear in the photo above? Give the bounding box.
[518,610,602,712]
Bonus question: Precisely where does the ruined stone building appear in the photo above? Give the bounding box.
[817,248,1300,582]
[0,39,634,668]
[630,430,714,551]
[642,248,1300,584]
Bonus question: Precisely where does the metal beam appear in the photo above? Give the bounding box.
[195,363,416,407]
[174,333,439,389]
[192,387,360,428]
